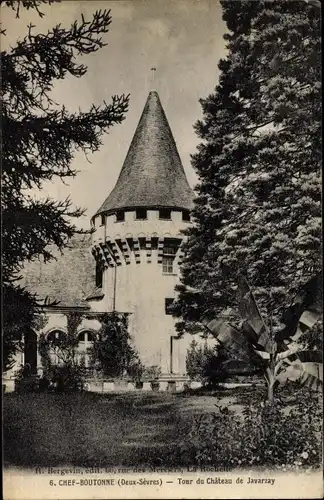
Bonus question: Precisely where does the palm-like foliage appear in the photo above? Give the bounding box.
[204,273,322,401]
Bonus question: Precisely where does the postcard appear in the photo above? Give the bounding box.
[2,0,322,499]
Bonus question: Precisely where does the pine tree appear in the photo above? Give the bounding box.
[175,0,321,335]
[1,0,129,371]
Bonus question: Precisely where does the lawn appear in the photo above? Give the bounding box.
[3,387,322,470]
[3,389,244,468]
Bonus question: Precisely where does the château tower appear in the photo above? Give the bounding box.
[90,91,194,375]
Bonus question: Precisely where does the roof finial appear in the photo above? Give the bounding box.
[150,67,156,84]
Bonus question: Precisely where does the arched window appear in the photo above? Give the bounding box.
[46,330,66,365]
[77,331,94,367]
[47,330,66,343]
[78,331,94,342]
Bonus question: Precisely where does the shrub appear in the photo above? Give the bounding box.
[14,364,39,393]
[126,357,145,384]
[143,365,161,380]
[177,393,322,470]
[142,365,162,390]
[49,362,87,393]
[89,313,142,379]
[240,394,322,469]
[186,340,229,387]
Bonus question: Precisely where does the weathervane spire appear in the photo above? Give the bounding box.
[150,67,156,83]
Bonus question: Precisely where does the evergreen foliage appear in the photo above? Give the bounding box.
[175,0,321,335]
[89,313,143,379]
[1,0,129,370]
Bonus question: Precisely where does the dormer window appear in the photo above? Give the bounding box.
[100,214,106,226]
[182,210,191,221]
[159,208,171,220]
[116,210,125,222]
[135,208,147,220]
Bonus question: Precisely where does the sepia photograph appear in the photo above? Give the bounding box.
[1,0,322,499]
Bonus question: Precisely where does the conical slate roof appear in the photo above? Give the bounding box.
[95,91,194,216]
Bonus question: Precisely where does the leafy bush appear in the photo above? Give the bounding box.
[14,364,39,393]
[178,393,322,470]
[89,313,142,379]
[186,340,229,386]
[127,358,145,383]
[49,362,87,393]
[38,312,87,392]
[142,365,162,390]
[14,361,86,393]
[143,365,161,380]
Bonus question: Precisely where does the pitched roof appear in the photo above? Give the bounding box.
[95,91,194,216]
[20,234,95,308]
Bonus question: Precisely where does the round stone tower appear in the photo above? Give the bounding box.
[90,90,194,375]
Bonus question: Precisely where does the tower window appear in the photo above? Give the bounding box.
[162,257,174,274]
[95,262,103,288]
[135,208,147,220]
[100,214,106,226]
[159,208,171,220]
[165,298,174,315]
[116,210,125,222]
[163,246,177,256]
[162,246,177,274]
[182,210,191,221]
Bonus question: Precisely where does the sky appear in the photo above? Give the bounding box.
[2,0,227,228]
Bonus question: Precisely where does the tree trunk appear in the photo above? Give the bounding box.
[265,366,275,403]
[267,380,274,403]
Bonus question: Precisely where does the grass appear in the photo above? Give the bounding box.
[3,389,246,468]
[6,385,319,469]
[4,392,179,467]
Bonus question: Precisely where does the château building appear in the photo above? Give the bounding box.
[6,90,204,391]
